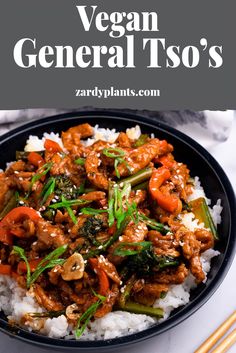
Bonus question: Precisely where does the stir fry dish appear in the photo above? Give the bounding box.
[0,123,218,338]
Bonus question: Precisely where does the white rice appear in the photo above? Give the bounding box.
[0,125,221,340]
[24,132,64,152]
[80,311,156,341]
[24,125,142,150]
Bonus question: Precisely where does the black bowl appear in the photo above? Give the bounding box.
[0,111,235,351]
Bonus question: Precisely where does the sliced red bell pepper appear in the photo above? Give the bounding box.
[44,139,62,153]
[28,152,45,167]
[0,207,41,245]
[0,264,12,276]
[149,167,179,213]
[17,258,42,274]
[158,155,175,169]
[89,258,110,296]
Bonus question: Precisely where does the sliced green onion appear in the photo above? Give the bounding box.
[40,177,56,205]
[66,206,78,224]
[114,158,121,178]
[75,158,85,166]
[49,196,90,224]
[103,147,131,179]
[139,214,170,234]
[75,292,106,338]
[12,246,31,288]
[31,162,53,186]
[108,198,115,227]
[114,241,152,256]
[103,147,125,159]
[80,207,107,216]
[29,245,68,286]
[26,162,53,198]
[49,196,88,209]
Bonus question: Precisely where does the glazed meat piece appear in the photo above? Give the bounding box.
[62,123,93,151]
[33,284,64,311]
[194,228,214,252]
[154,263,189,284]
[94,284,119,318]
[0,173,12,212]
[48,265,64,285]
[122,221,148,243]
[116,139,163,176]
[175,226,205,282]
[85,150,109,190]
[35,219,68,249]
[133,282,169,306]
[148,230,180,257]
[116,132,132,148]
[108,221,148,265]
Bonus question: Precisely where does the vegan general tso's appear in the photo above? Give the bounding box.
[0,122,221,339]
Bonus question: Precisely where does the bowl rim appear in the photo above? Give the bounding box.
[0,110,235,350]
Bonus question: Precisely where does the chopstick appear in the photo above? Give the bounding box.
[194,310,236,353]
[211,328,236,353]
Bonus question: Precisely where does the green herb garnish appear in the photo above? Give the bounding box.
[107,182,139,229]
[26,162,53,198]
[31,162,53,186]
[75,292,106,338]
[66,206,78,224]
[108,198,115,227]
[80,207,108,216]
[114,241,152,256]
[40,177,56,205]
[13,245,68,289]
[29,244,68,286]
[113,183,132,229]
[103,147,131,179]
[139,214,170,235]
[103,147,125,159]
[13,246,31,288]
[49,196,88,209]
[49,196,89,224]
[74,158,85,166]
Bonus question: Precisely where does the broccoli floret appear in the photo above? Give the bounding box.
[54,175,79,200]
[79,216,103,246]
[123,248,179,278]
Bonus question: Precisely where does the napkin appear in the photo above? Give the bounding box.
[0,109,234,150]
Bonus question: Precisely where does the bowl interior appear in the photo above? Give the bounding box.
[0,111,235,350]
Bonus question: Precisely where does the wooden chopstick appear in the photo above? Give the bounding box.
[211,328,236,353]
[194,310,236,353]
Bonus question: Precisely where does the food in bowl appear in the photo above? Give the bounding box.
[0,123,221,340]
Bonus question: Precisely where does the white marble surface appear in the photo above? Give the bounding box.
[0,115,236,353]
